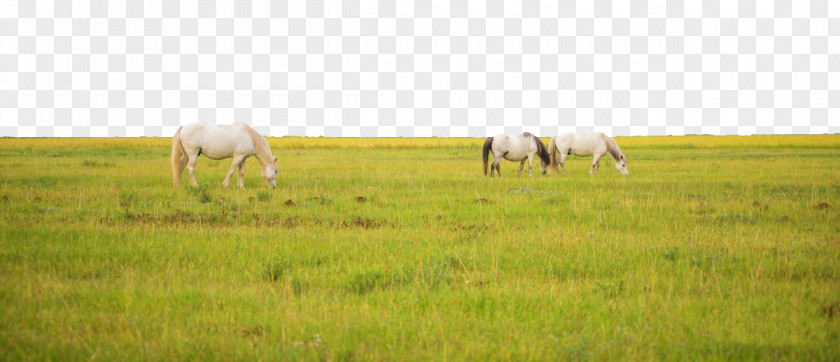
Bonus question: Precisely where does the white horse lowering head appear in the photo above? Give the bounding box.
[547,133,629,176]
[261,157,279,188]
[616,154,628,175]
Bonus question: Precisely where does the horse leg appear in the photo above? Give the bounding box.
[493,155,502,178]
[589,154,602,174]
[517,160,525,177]
[527,154,534,177]
[560,153,568,174]
[489,155,495,177]
[187,154,199,186]
[237,162,245,188]
[222,155,246,188]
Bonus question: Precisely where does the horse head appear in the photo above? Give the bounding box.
[261,156,279,188]
[616,155,628,175]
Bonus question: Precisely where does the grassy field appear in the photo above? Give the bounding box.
[0,135,838,360]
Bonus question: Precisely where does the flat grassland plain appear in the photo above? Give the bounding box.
[0,135,838,360]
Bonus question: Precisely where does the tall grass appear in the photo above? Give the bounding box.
[0,135,838,360]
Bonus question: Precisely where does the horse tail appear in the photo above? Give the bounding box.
[171,126,184,187]
[548,136,559,173]
[482,137,493,176]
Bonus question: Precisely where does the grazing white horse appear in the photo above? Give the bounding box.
[171,122,279,188]
[482,132,551,177]
[548,132,628,175]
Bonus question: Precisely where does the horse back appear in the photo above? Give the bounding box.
[553,133,576,150]
[180,123,255,159]
[558,133,605,157]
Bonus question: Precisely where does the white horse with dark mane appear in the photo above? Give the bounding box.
[482,132,551,177]
[548,133,628,175]
[171,122,279,188]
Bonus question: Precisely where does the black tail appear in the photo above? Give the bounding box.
[482,137,493,176]
[533,137,552,167]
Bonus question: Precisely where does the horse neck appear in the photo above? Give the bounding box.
[606,138,623,161]
[246,127,274,168]
[532,137,550,164]
[255,141,274,168]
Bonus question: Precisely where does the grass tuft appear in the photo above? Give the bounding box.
[256,190,271,202]
[263,258,291,282]
[118,189,138,208]
[186,184,213,204]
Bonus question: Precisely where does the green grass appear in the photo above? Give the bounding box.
[0,135,839,360]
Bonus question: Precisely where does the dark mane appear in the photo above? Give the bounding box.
[524,132,552,165]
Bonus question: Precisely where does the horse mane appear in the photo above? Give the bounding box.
[240,123,275,165]
[603,134,623,161]
[523,132,552,165]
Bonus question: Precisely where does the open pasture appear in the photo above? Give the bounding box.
[0,135,838,360]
